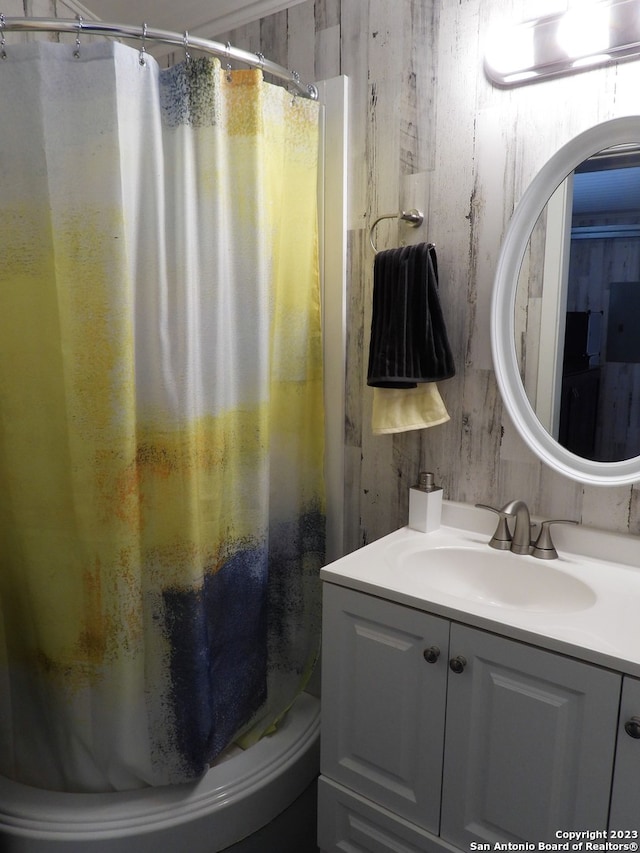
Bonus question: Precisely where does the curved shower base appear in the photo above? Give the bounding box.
[0,692,319,853]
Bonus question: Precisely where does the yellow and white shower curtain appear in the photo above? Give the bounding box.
[0,41,324,792]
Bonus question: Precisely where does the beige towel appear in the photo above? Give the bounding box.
[372,384,450,435]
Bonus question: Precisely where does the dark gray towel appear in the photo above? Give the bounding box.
[367,243,455,388]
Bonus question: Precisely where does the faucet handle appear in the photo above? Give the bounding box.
[475,504,513,551]
[531,519,578,559]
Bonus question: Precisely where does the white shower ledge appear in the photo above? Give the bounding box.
[321,500,640,678]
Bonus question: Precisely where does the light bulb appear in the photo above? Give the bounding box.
[557,4,611,58]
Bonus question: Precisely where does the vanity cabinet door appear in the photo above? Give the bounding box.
[609,675,640,829]
[440,623,621,847]
[320,583,450,834]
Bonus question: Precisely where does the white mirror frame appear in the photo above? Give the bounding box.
[491,115,640,486]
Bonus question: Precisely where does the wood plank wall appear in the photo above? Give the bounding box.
[222,0,640,549]
[14,0,640,549]
[375,0,633,546]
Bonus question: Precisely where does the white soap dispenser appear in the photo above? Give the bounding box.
[408,471,442,533]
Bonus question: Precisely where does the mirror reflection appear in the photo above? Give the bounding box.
[516,144,640,463]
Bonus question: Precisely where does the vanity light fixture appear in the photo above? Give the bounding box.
[485,0,640,86]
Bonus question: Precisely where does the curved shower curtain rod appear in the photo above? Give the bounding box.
[0,15,319,100]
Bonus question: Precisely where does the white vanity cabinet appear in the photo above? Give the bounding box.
[610,675,640,827]
[318,582,623,853]
[440,622,620,846]
[319,583,450,835]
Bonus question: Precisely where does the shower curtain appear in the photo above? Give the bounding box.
[0,40,324,793]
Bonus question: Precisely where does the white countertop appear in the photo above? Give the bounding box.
[320,501,640,678]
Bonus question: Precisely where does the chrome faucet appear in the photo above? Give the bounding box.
[476,500,532,555]
[499,499,532,555]
[477,501,579,559]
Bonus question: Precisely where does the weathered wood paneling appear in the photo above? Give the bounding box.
[221,0,640,546]
[40,0,640,545]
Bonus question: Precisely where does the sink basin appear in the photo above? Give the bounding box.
[397,546,596,612]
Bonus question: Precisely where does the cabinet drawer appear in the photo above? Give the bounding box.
[318,775,447,853]
[321,584,450,834]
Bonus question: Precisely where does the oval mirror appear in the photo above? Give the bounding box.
[492,116,640,485]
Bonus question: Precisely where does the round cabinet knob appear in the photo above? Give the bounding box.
[624,716,640,739]
[423,646,440,664]
[449,655,467,674]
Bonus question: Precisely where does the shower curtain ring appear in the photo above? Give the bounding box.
[225,41,232,81]
[255,51,265,69]
[74,14,83,59]
[139,22,147,66]
[183,31,191,63]
[290,71,300,105]
[0,14,7,60]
